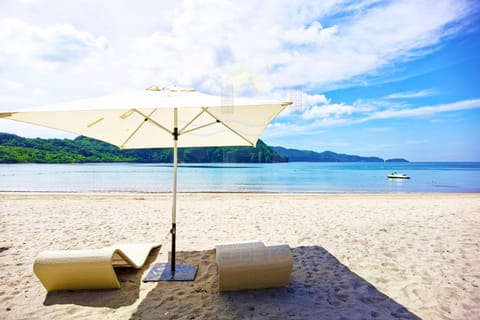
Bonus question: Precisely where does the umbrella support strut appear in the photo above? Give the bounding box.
[143,109,198,282]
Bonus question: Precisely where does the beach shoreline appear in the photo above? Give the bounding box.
[1,193,479,319]
[2,191,479,197]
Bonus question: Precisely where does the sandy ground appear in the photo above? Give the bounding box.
[0,193,479,320]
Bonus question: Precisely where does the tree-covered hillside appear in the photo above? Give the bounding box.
[0,133,287,163]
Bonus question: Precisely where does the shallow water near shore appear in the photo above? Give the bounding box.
[0,162,479,193]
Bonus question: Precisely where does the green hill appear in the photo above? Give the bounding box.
[0,133,287,163]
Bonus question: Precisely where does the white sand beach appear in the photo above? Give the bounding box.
[0,193,479,319]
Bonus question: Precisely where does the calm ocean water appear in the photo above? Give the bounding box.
[0,162,479,193]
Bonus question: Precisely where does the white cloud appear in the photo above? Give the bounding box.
[279,91,328,116]
[0,78,24,90]
[302,93,329,107]
[49,0,474,94]
[284,21,338,45]
[0,0,474,99]
[0,18,108,71]
[302,103,354,119]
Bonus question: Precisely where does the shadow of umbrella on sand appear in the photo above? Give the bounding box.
[130,246,421,319]
[0,86,291,281]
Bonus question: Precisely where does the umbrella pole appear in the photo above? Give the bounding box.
[142,108,197,282]
[171,126,178,276]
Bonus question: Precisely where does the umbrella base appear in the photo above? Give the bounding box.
[143,263,198,281]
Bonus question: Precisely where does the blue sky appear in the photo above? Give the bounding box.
[0,0,479,161]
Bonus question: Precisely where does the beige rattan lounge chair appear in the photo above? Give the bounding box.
[215,240,265,264]
[215,242,293,291]
[33,243,160,292]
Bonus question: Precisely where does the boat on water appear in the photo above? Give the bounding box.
[388,172,410,179]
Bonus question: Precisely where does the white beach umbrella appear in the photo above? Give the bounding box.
[0,86,291,280]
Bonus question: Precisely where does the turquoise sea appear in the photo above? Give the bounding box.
[0,162,479,193]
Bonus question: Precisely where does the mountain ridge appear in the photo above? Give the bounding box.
[0,132,408,163]
[271,146,408,163]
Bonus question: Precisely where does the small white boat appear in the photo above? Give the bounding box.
[388,172,410,179]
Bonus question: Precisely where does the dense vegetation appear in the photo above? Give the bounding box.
[0,132,408,164]
[0,133,287,163]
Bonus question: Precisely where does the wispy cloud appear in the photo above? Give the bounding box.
[270,98,480,138]
[359,99,480,122]
[302,103,354,119]
[384,89,437,99]
[264,121,327,138]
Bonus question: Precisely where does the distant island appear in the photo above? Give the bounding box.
[385,158,409,163]
[271,146,408,163]
[0,132,408,163]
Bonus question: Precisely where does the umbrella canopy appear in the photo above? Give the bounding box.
[0,86,290,149]
[0,86,291,281]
